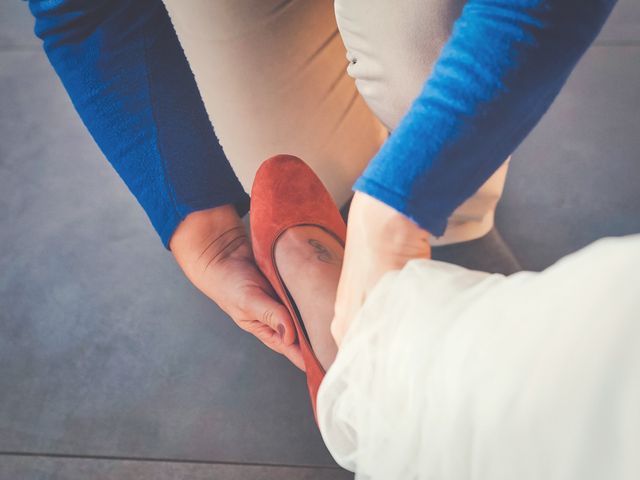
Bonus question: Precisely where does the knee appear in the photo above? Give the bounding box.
[335,0,466,129]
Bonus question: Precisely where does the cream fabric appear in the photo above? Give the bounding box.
[317,235,640,479]
[163,0,509,244]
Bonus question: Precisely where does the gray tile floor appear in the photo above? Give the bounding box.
[0,455,351,480]
[1,1,638,478]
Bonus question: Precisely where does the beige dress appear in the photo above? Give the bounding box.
[161,0,510,245]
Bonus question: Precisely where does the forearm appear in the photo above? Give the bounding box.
[29,0,249,247]
[354,0,617,236]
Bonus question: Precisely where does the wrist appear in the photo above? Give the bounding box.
[170,205,247,278]
[352,191,431,257]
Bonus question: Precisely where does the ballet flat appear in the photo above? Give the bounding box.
[250,154,346,419]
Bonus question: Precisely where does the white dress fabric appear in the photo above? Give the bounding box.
[317,235,640,480]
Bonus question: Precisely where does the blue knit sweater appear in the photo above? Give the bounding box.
[29,0,616,246]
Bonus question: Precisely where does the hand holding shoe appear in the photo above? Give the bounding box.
[331,192,431,346]
[170,205,305,370]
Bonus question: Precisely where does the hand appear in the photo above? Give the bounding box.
[170,205,304,370]
[331,192,431,346]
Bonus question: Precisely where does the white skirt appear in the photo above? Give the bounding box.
[317,235,640,480]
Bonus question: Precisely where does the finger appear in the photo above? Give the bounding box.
[245,287,297,346]
[279,340,306,371]
[251,322,306,371]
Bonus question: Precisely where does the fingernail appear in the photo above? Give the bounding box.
[277,324,285,340]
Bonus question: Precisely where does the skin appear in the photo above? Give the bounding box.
[171,205,305,370]
[332,192,431,346]
[170,191,430,369]
[274,226,344,370]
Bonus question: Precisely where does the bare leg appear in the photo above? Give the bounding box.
[274,226,343,370]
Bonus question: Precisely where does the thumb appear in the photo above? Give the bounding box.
[247,287,297,346]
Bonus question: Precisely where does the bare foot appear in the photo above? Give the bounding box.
[274,225,343,370]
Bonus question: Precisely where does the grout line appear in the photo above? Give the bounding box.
[0,45,41,51]
[0,47,42,53]
[0,450,344,470]
[592,41,640,47]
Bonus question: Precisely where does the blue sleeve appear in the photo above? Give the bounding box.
[353,0,617,237]
[28,0,250,247]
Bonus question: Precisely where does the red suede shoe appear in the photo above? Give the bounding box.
[250,154,346,419]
